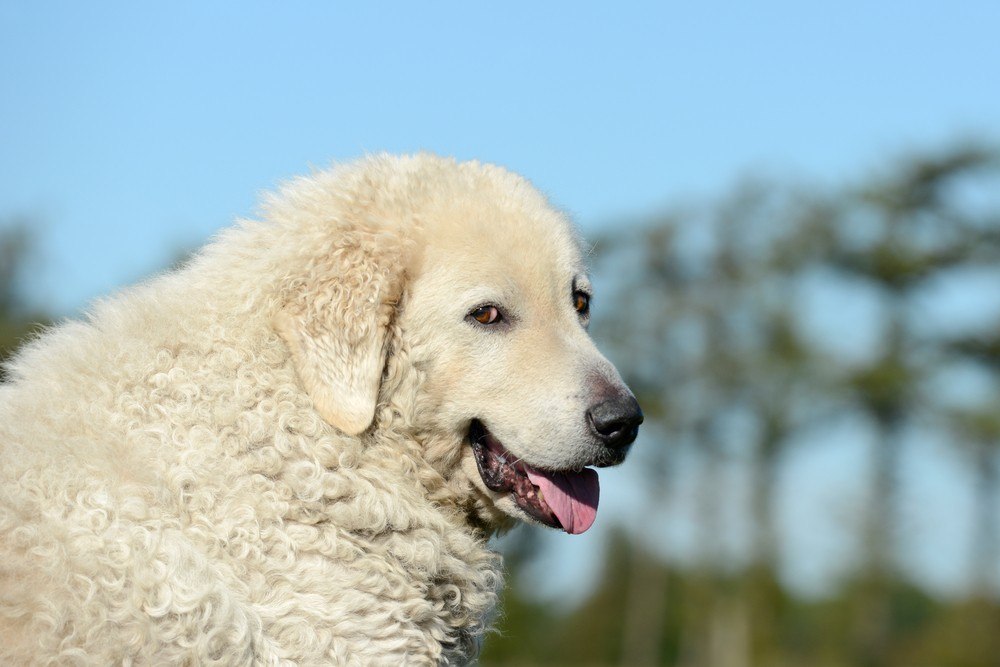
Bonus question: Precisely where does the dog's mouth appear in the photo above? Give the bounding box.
[468,420,599,535]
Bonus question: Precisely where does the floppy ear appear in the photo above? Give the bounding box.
[274,232,409,436]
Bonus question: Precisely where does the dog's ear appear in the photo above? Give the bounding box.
[274,232,409,436]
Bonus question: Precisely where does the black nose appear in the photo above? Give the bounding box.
[587,395,643,449]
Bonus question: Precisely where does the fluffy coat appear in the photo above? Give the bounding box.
[0,154,632,665]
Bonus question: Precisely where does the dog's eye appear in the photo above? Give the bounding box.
[573,291,591,317]
[469,305,502,325]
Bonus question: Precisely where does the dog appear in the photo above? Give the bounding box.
[0,154,642,664]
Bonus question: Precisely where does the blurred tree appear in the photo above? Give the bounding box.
[824,147,1000,666]
[482,143,1000,667]
[950,406,1000,597]
[946,309,1000,606]
[587,183,835,667]
[0,221,49,381]
[0,223,30,315]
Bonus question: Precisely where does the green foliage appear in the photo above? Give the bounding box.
[0,223,49,382]
[483,143,1000,666]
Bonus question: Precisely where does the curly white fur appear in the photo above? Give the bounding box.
[0,154,624,665]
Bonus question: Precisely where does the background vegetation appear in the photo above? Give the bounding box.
[481,143,1000,666]
[0,221,48,383]
[2,142,999,666]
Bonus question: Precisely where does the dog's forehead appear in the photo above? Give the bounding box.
[422,179,582,270]
[420,207,585,298]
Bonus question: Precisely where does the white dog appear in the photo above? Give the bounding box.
[0,154,642,665]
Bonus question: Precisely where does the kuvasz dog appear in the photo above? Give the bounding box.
[0,154,642,665]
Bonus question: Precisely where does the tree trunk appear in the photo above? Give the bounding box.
[854,420,900,667]
[971,440,999,599]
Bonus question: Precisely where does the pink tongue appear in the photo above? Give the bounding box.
[525,467,600,534]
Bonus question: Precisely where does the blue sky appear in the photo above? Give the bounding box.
[3,2,1000,599]
[3,1,999,313]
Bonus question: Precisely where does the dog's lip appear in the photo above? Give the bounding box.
[467,419,599,533]
[467,420,528,489]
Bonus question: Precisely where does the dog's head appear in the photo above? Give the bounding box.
[274,154,642,535]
